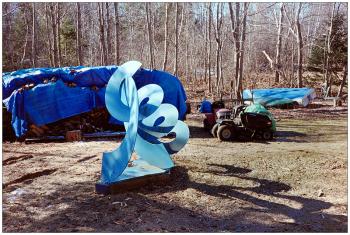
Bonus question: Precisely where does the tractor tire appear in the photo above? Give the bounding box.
[262,130,273,141]
[211,123,219,137]
[217,125,233,141]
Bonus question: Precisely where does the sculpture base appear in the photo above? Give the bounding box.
[95,159,171,195]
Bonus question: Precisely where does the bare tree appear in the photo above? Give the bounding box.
[229,3,247,99]
[20,8,30,67]
[237,3,248,99]
[214,3,224,97]
[97,3,107,65]
[145,3,155,69]
[261,3,285,83]
[184,4,190,81]
[207,3,213,93]
[204,4,208,84]
[295,3,303,88]
[162,3,169,71]
[76,3,83,65]
[275,3,284,83]
[229,3,242,98]
[56,3,62,66]
[173,3,180,76]
[114,2,120,64]
[324,3,336,95]
[337,63,347,98]
[105,3,112,64]
[44,3,53,66]
[49,3,58,67]
[284,3,304,87]
[31,3,37,67]
[229,3,238,97]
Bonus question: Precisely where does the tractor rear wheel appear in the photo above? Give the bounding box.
[203,119,211,130]
[262,130,273,140]
[217,125,233,141]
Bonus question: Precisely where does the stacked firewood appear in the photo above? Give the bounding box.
[18,108,124,140]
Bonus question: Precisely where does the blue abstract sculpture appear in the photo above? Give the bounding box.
[100,61,189,184]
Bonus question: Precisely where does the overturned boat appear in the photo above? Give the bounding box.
[243,88,316,107]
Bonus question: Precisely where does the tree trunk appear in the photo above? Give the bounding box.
[114,2,120,64]
[324,3,336,95]
[162,3,169,71]
[49,3,58,67]
[234,3,241,98]
[76,2,83,65]
[56,3,62,66]
[21,11,29,67]
[237,3,248,100]
[146,3,154,69]
[337,64,347,98]
[296,2,303,88]
[204,4,208,84]
[178,3,185,38]
[228,3,235,98]
[185,32,189,81]
[31,3,37,67]
[151,9,156,67]
[173,3,179,76]
[185,4,189,80]
[207,3,212,93]
[275,3,284,83]
[45,3,53,67]
[97,3,107,65]
[220,44,224,92]
[214,3,223,97]
[291,37,295,87]
[105,3,112,64]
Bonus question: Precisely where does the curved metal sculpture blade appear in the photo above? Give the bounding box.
[100,61,189,184]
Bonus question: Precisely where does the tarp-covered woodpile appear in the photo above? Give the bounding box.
[2,66,187,139]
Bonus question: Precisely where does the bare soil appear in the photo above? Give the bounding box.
[2,104,348,232]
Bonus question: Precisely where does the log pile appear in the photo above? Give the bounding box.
[25,108,125,139]
[2,106,125,142]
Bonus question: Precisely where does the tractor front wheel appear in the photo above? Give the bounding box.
[211,123,219,137]
[217,125,233,141]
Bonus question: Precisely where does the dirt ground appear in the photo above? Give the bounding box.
[2,104,348,232]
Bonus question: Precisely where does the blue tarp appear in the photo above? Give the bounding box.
[242,88,316,107]
[2,66,187,137]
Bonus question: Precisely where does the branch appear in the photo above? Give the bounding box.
[247,3,276,17]
[283,4,297,37]
[2,5,22,17]
[262,50,274,69]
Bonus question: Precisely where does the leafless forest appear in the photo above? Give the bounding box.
[2,2,348,99]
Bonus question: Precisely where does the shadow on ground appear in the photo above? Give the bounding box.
[3,165,347,232]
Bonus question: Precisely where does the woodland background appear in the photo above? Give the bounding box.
[2,2,348,100]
